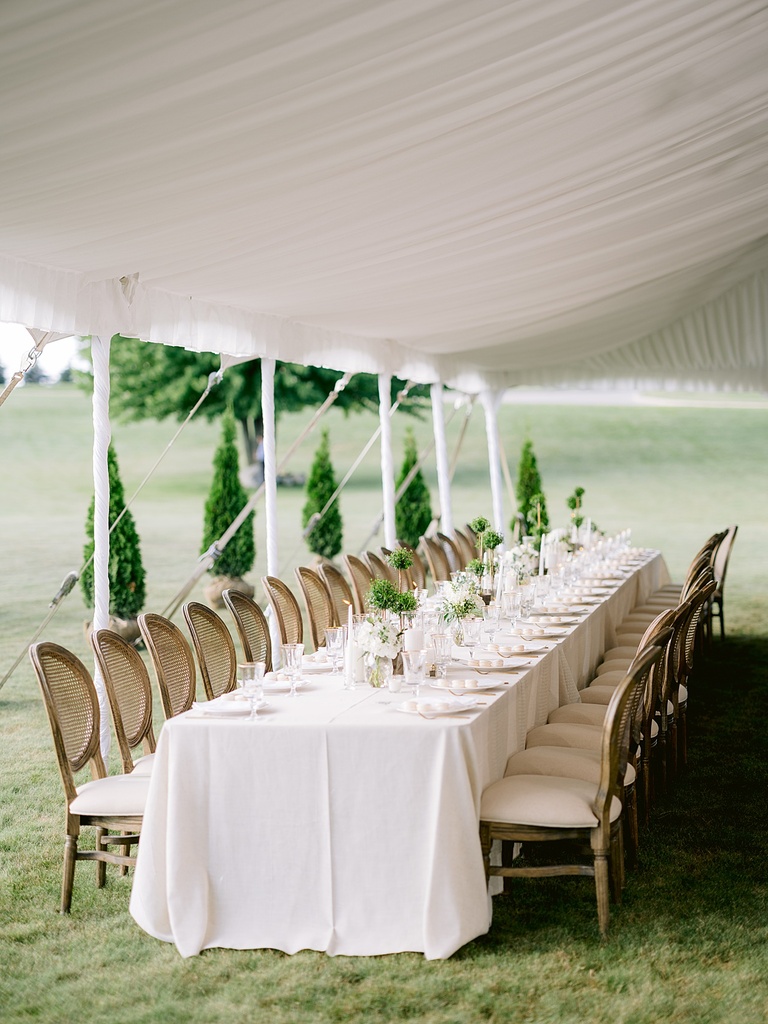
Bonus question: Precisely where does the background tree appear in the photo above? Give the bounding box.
[23,362,48,385]
[302,428,343,559]
[81,337,428,473]
[81,442,146,620]
[514,438,549,539]
[201,410,255,579]
[395,427,433,547]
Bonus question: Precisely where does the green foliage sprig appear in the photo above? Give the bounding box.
[366,578,418,615]
[467,558,484,579]
[567,486,586,529]
[201,410,255,577]
[386,547,413,572]
[82,442,146,619]
[483,529,503,551]
[470,516,490,535]
[302,428,342,559]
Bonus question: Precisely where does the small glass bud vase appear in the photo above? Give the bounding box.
[364,652,393,688]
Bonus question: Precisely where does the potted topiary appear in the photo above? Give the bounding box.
[302,428,343,562]
[81,442,146,641]
[201,409,256,607]
[514,438,549,545]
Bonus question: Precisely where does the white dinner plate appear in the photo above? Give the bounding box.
[396,696,479,716]
[510,627,568,639]
[190,697,269,718]
[430,678,502,693]
[466,656,532,671]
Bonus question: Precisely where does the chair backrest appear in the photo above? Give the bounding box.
[317,563,355,627]
[396,541,427,590]
[343,554,374,612]
[138,612,197,719]
[222,589,273,671]
[90,629,156,774]
[295,566,336,651]
[453,528,477,565]
[680,574,717,680]
[419,536,450,584]
[437,532,464,573]
[29,642,107,803]
[183,601,238,700]
[261,576,304,646]
[595,644,664,828]
[365,551,396,583]
[712,524,738,593]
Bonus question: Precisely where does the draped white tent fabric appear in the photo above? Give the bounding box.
[1,0,767,391]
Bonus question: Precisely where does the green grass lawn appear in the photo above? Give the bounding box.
[1,384,767,1023]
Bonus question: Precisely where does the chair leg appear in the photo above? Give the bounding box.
[678,709,688,770]
[61,834,78,914]
[594,851,611,936]
[95,827,107,888]
[624,786,638,871]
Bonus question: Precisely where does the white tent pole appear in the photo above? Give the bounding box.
[261,357,281,658]
[481,389,505,541]
[378,374,397,549]
[91,334,112,758]
[430,383,452,534]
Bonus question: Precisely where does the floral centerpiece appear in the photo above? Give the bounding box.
[356,616,401,687]
[439,574,484,644]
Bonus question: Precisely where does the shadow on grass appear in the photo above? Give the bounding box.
[459,632,768,957]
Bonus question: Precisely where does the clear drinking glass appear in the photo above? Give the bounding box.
[324,627,346,675]
[431,632,452,679]
[281,643,304,698]
[461,616,482,661]
[238,661,265,720]
[402,648,428,697]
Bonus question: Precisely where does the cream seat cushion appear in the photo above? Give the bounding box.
[130,753,155,776]
[581,684,622,704]
[69,774,149,815]
[481,774,622,828]
[597,647,638,666]
[526,721,604,750]
[547,702,608,727]
[504,745,636,786]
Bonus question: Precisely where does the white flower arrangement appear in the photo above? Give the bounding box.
[503,540,538,578]
[356,617,401,659]
[439,577,484,623]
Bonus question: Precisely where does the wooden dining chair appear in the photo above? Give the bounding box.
[222,589,273,671]
[90,629,156,776]
[137,612,197,719]
[364,550,396,583]
[317,562,356,626]
[29,642,149,913]
[343,554,374,613]
[183,601,238,700]
[261,575,304,646]
[295,566,336,651]
[436,532,464,573]
[710,524,738,639]
[479,644,662,937]
[453,528,477,565]
[419,535,450,584]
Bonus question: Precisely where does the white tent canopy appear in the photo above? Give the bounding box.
[1,0,767,391]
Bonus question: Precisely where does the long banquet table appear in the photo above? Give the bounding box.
[130,552,669,958]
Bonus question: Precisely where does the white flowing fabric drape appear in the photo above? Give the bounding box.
[378,375,397,550]
[430,384,453,535]
[0,1,767,393]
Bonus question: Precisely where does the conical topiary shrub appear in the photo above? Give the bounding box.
[514,438,549,544]
[201,409,255,603]
[302,428,343,559]
[81,442,146,626]
[395,427,432,548]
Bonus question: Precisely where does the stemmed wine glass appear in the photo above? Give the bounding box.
[324,627,346,676]
[238,662,266,720]
[281,643,304,698]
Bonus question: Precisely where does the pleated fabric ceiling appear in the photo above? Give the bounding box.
[1,0,767,391]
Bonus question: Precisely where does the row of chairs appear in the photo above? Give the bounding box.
[477,527,737,936]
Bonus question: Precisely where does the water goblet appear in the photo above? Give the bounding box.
[238,661,265,720]
[431,633,452,680]
[482,601,500,643]
[402,648,428,697]
[324,626,346,676]
[281,643,304,698]
[461,616,482,662]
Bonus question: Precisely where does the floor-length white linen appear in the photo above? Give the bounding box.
[131,554,668,958]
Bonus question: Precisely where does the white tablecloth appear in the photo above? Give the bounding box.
[130,553,668,958]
